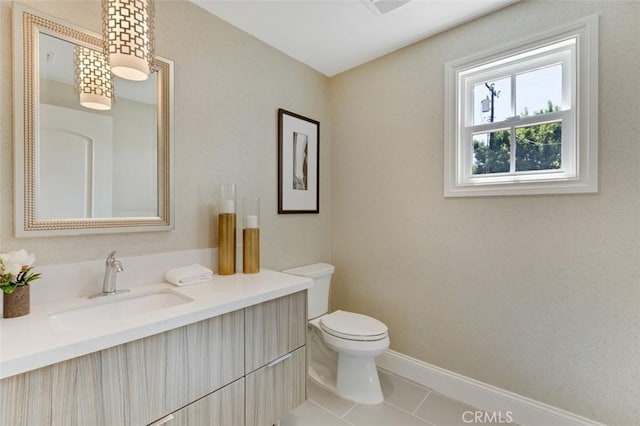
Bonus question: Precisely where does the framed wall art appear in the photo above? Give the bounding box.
[277,109,320,214]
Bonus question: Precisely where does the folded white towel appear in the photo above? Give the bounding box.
[165,264,213,286]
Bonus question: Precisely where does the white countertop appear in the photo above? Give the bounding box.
[0,269,312,380]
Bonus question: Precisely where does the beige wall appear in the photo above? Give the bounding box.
[330,1,639,425]
[3,0,639,423]
[0,0,332,268]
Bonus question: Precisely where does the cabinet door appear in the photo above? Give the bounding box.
[245,346,306,426]
[245,291,306,373]
[148,378,244,426]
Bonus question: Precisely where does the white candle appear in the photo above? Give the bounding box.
[220,199,235,214]
[245,215,258,229]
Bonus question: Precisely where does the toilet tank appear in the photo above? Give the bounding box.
[282,263,335,320]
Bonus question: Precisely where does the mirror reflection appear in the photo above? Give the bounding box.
[13,4,173,236]
[38,33,158,220]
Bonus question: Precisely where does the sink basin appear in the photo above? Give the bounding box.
[49,289,193,331]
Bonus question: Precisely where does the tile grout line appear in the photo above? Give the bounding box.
[340,401,359,419]
[383,400,422,417]
[378,401,432,425]
[307,399,356,426]
[306,373,497,426]
[412,390,432,415]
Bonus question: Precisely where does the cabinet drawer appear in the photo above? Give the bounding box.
[149,378,244,426]
[245,346,306,426]
[245,290,307,373]
[101,309,244,424]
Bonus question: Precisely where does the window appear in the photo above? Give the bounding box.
[444,16,598,197]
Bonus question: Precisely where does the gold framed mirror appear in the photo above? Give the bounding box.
[13,4,174,237]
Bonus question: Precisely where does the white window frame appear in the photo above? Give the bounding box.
[444,16,598,197]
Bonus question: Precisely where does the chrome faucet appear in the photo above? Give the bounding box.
[91,251,128,298]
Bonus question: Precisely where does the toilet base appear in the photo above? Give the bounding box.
[335,352,384,404]
[308,316,389,405]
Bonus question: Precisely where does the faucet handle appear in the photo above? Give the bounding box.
[106,251,117,263]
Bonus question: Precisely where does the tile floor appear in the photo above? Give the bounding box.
[281,369,513,426]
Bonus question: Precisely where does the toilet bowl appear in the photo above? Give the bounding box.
[283,263,390,405]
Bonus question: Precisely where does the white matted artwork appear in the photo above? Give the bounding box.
[278,108,319,213]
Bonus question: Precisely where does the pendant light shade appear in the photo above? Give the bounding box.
[103,0,155,81]
[74,46,114,111]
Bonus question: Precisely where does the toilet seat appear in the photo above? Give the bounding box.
[320,310,388,342]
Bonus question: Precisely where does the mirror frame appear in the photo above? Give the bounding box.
[13,4,174,237]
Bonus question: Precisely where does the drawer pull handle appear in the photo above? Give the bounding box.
[149,414,175,426]
[267,352,292,367]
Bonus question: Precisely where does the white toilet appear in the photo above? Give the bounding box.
[283,263,389,405]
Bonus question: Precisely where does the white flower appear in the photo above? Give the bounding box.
[0,249,36,276]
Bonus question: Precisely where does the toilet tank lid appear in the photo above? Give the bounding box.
[282,263,335,278]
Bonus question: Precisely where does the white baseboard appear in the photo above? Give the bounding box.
[376,349,607,426]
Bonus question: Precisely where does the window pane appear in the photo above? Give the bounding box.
[472,130,511,175]
[516,64,562,117]
[473,77,511,125]
[515,121,562,171]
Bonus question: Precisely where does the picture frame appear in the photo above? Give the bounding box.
[277,108,320,214]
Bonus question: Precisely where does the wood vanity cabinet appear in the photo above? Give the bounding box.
[151,378,245,426]
[0,309,245,426]
[0,290,307,426]
[245,291,307,426]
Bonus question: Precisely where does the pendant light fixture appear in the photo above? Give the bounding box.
[103,0,155,81]
[74,46,114,111]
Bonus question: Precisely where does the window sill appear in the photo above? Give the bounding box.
[444,178,598,197]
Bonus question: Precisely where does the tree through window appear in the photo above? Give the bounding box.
[444,16,598,196]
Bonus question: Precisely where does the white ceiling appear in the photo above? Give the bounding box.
[191,0,519,77]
